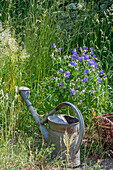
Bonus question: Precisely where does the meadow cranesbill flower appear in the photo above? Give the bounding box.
[92,88,95,91]
[79,47,82,50]
[88,59,95,66]
[75,55,79,60]
[83,46,88,51]
[70,61,75,65]
[97,78,102,83]
[81,52,85,56]
[80,100,82,102]
[97,68,99,70]
[90,47,93,55]
[90,47,93,51]
[83,77,87,82]
[52,77,56,80]
[59,68,63,73]
[66,75,70,78]
[84,55,89,60]
[94,62,98,67]
[104,75,107,78]
[71,52,77,59]
[72,48,76,54]
[93,55,96,58]
[70,88,75,94]
[70,61,78,66]
[65,71,70,78]
[100,70,104,75]
[90,51,93,55]
[72,54,79,60]
[65,71,70,76]
[85,69,89,74]
[59,47,62,52]
[79,56,83,61]
[59,82,63,86]
[52,43,56,48]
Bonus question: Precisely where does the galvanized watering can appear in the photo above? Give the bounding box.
[19,87,84,167]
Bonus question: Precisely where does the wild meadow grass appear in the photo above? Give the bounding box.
[0,0,113,169]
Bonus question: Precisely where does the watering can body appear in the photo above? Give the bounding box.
[19,87,84,168]
[48,114,80,167]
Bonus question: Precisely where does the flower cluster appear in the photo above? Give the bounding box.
[50,43,107,111]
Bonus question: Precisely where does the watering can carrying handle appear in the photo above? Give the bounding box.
[41,102,84,154]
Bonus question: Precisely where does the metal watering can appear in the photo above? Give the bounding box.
[19,86,84,167]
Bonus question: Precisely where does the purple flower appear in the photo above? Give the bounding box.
[75,55,79,60]
[65,71,70,76]
[100,70,104,75]
[52,43,56,48]
[86,106,89,109]
[59,82,63,87]
[94,62,98,67]
[52,77,56,80]
[80,100,82,102]
[79,56,83,61]
[104,75,107,78]
[83,46,88,51]
[93,55,96,58]
[92,88,95,91]
[72,48,76,54]
[81,52,85,57]
[66,75,70,79]
[59,68,63,73]
[97,78,102,83]
[84,55,89,60]
[71,52,77,59]
[85,69,89,74]
[90,51,93,55]
[71,61,75,65]
[79,47,82,50]
[59,47,62,52]
[97,68,99,70]
[70,88,75,94]
[70,61,78,66]
[88,59,95,66]
[72,54,79,60]
[83,77,87,83]
[90,47,93,51]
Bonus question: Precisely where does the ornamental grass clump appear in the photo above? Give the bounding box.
[44,44,112,123]
[0,22,30,64]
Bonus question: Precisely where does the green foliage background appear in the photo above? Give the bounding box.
[0,0,113,169]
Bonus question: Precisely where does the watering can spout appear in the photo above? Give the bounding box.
[19,87,48,143]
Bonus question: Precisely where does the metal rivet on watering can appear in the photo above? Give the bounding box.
[19,87,84,168]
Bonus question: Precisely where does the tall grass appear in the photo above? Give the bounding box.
[1,0,112,84]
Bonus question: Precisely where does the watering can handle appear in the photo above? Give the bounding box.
[41,102,84,154]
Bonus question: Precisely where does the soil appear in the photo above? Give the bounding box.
[75,157,113,170]
[95,158,113,170]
